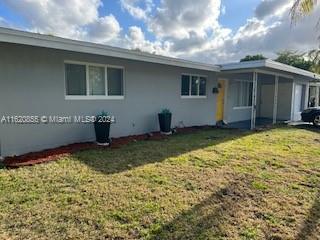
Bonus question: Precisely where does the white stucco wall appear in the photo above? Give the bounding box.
[0,43,218,157]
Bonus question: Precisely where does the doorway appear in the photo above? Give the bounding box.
[216,80,226,122]
[293,84,306,121]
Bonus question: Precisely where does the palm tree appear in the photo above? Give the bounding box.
[291,0,320,74]
[291,0,318,22]
[308,49,320,73]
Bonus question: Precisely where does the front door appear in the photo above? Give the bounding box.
[216,80,226,122]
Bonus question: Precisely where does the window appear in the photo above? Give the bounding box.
[234,81,253,107]
[199,77,206,96]
[65,62,124,99]
[181,75,190,96]
[89,66,105,96]
[65,64,86,95]
[191,76,199,95]
[181,74,207,97]
[108,67,123,96]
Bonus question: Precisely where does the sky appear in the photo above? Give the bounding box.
[0,0,319,64]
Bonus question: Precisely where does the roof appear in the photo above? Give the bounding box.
[220,59,320,81]
[1,27,319,80]
[0,27,220,72]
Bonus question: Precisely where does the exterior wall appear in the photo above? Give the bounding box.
[0,43,218,157]
[256,74,275,119]
[277,79,293,120]
[256,75,293,121]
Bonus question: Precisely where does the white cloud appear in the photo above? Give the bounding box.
[149,0,222,39]
[221,4,226,16]
[120,0,153,20]
[0,17,10,28]
[255,0,293,19]
[2,0,121,43]
[0,0,319,64]
[124,26,171,55]
[233,18,275,41]
[86,15,121,43]
[184,3,320,63]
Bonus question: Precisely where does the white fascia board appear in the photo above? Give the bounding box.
[221,59,320,81]
[0,27,220,72]
[265,59,320,80]
[220,60,266,71]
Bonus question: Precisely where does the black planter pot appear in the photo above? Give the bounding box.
[94,121,111,145]
[158,113,172,134]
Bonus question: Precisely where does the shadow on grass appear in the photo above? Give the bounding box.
[295,189,320,240]
[149,174,262,239]
[0,162,5,169]
[293,124,320,134]
[72,128,254,175]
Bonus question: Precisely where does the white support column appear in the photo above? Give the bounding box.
[316,86,320,107]
[251,72,258,130]
[273,75,279,124]
[290,82,296,121]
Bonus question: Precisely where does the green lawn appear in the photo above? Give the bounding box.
[0,126,320,239]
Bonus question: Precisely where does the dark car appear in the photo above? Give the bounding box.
[301,107,320,126]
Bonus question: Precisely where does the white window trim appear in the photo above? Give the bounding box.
[233,106,252,110]
[233,80,253,108]
[65,96,124,100]
[181,96,207,99]
[64,60,125,100]
[181,73,207,98]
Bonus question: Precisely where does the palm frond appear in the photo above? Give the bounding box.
[308,49,320,73]
[291,0,318,23]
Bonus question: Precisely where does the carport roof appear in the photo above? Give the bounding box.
[220,59,320,81]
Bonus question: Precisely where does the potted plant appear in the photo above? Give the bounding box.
[94,111,113,146]
[158,108,172,135]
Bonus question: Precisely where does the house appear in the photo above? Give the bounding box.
[0,27,319,158]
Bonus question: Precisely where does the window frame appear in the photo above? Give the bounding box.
[180,73,207,99]
[64,60,125,100]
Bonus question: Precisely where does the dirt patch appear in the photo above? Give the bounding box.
[3,126,211,168]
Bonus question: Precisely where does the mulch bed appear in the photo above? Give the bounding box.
[2,126,210,168]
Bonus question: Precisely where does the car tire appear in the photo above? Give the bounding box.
[313,114,320,126]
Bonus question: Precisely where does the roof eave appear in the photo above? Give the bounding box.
[221,59,320,81]
[0,27,220,72]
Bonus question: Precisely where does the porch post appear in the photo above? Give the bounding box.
[316,86,320,107]
[273,75,279,124]
[290,81,296,121]
[251,71,258,130]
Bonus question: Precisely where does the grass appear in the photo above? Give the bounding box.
[0,125,320,239]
